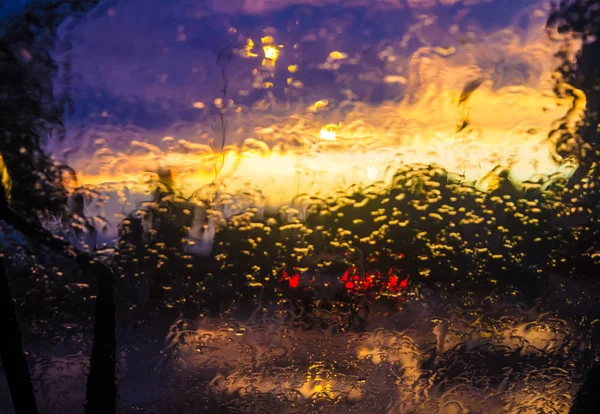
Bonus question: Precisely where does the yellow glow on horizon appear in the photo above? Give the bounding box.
[71,82,584,208]
[366,165,379,180]
[319,123,340,140]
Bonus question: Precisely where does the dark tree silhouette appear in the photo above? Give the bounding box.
[548,2,600,412]
[0,1,119,413]
[548,0,600,184]
[0,259,38,414]
[1,2,68,217]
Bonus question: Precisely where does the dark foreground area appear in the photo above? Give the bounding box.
[3,163,600,413]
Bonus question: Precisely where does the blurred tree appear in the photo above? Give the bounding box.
[548,0,600,184]
[1,1,67,218]
[0,2,119,414]
[548,3,600,412]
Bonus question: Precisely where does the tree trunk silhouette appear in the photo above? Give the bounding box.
[0,259,39,414]
[84,267,119,414]
[1,1,115,411]
[0,195,119,413]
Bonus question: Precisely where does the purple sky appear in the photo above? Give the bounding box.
[45,0,550,161]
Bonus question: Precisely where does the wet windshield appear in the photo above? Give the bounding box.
[1,0,600,413]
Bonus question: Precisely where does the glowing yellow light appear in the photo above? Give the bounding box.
[263,45,279,61]
[288,65,298,73]
[298,364,336,399]
[366,165,379,180]
[311,100,329,111]
[192,102,205,109]
[245,39,258,58]
[320,123,340,141]
[329,51,347,60]
[384,75,407,84]
[434,46,456,56]
[261,36,274,44]
[0,153,12,202]
[263,82,274,89]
